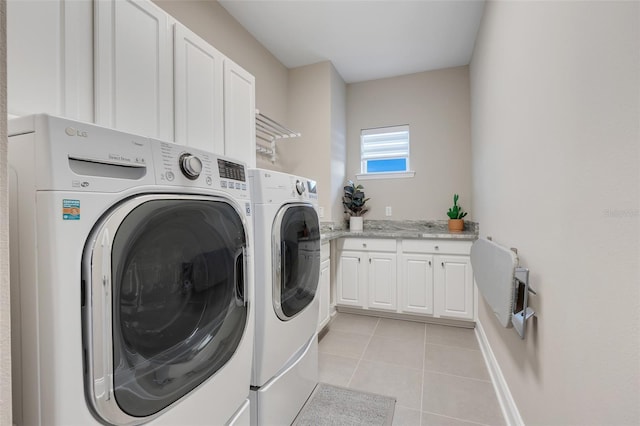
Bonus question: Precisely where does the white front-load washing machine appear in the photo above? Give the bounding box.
[248,169,321,426]
[9,114,255,425]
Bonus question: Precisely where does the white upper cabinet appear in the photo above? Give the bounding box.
[7,0,93,121]
[94,0,173,139]
[224,60,256,167]
[173,22,224,154]
[10,0,256,166]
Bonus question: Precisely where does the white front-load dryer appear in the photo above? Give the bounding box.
[248,169,321,426]
[9,114,255,425]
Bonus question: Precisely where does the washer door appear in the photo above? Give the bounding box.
[272,203,320,320]
[83,195,249,425]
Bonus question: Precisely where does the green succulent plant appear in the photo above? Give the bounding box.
[343,180,370,217]
[447,194,468,220]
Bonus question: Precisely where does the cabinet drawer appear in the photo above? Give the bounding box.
[402,239,472,255]
[321,242,330,261]
[340,238,396,252]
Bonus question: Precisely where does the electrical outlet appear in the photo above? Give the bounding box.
[318,206,324,218]
[385,206,392,216]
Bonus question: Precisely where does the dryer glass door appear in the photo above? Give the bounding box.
[273,204,320,320]
[84,196,249,423]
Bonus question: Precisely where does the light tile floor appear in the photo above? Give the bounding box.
[318,312,505,426]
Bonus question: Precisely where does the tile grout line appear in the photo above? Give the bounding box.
[345,317,380,388]
[419,323,427,426]
[422,409,490,426]
[422,369,494,384]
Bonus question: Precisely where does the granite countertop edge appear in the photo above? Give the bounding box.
[320,220,479,242]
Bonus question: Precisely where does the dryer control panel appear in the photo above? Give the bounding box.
[248,168,318,206]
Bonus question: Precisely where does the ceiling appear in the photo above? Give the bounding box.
[219,0,486,84]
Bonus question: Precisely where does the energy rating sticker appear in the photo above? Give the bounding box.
[63,199,81,220]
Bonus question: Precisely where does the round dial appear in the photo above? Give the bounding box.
[295,180,306,195]
[179,153,203,180]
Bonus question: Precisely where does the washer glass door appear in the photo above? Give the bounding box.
[273,204,320,320]
[84,196,248,424]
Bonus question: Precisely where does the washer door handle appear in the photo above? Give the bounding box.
[235,247,248,306]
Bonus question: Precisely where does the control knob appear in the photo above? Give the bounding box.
[295,180,306,195]
[179,153,203,180]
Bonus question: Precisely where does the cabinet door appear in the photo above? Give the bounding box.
[174,22,224,154]
[434,256,474,320]
[401,253,434,315]
[95,0,173,139]
[336,252,364,308]
[367,253,397,311]
[224,59,256,167]
[317,259,331,332]
[7,0,93,121]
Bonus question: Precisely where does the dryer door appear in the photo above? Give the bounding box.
[83,195,249,425]
[272,203,320,320]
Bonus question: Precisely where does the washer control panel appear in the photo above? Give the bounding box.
[152,141,249,198]
[295,179,306,195]
[179,153,203,180]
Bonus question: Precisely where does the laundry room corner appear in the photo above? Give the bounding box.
[0,0,12,424]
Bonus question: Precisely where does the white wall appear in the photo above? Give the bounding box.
[1,0,11,424]
[346,67,472,222]
[470,1,640,424]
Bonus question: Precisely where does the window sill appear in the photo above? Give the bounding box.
[356,171,416,180]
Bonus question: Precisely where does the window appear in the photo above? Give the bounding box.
[359,125,414,179]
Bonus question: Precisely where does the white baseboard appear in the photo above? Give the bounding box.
[475,321,524,426]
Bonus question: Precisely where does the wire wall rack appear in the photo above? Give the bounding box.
[255,109,301,163]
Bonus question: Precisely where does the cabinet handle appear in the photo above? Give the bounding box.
[358,257,361,263]
[441,262,445,268]
[363,243,367,248]
[428,261,432,267]
[434,245,439,250]
[369,258,371,264]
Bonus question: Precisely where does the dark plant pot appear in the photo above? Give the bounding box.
[448,219,464,232]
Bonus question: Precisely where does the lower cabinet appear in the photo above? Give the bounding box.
[400,253,434,315]
[336,238,475,322]
[336,239,397,312]
[317,243,331,333]
[336,251,364,308]
[433,256,474,320]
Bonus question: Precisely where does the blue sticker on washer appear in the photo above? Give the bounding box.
[63,199,81,220]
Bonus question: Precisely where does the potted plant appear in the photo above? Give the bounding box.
[446,194,467,232]
[343,180,369,232]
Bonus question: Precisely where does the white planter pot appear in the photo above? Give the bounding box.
[349,216,363,232]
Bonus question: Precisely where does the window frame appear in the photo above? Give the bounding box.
[357,125,415,180]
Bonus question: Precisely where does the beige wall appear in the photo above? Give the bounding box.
[1,0,11,424]
[470,1,640,424]
[346,67,472,222]
[285,62,346,222]
[329,64,347,222]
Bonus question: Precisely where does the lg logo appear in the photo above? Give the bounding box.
[65,127,88,137]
